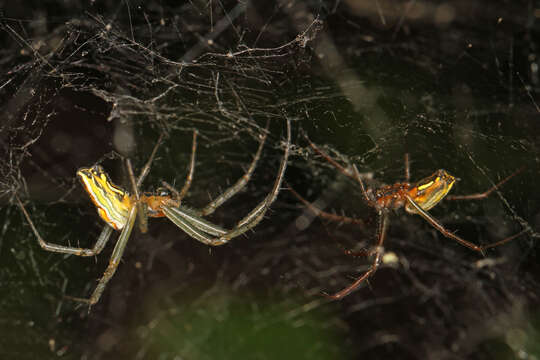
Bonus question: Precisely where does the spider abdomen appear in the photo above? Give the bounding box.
[77,166,132,230]
[405,169,456,213]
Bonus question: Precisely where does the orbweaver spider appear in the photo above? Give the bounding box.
[290,137,528,300]
[16,119,290,305]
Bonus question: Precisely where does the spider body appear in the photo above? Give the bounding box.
[291,138,527,300]
[368,169,457,213]
[16,119,291,305]
[78,165,176,227]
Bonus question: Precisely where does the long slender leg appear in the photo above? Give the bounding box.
[288,186,364,225]
[90,225,115,255]
[405,195,528,254]
[66,205,138,305]
[161,117,290,246]
[304,135,357,182]
[16,194,115,256]
[220,116,290,240]
[163,205,227,237]
[177,130,198,200]
[324,211,388,300]
[198,122,269,217]
[446,166,525,201]
[126,158,148,234]
[304,136,375,205]
[159,131,198,202]
[162,206,228,245]
[352,165,376,206]
[128,133,167,233]
[404,153,410,182]
[287,187,371,255]
[136,133,165,187]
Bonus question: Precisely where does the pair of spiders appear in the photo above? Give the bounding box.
[16,118,526,304]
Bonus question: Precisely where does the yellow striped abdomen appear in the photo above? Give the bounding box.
[77,166,132,230]
[405,169,456,213]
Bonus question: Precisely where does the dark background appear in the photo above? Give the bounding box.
[0,1,539,359]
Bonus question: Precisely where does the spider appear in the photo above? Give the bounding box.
[290,137,528,300]
[15,119,291,305]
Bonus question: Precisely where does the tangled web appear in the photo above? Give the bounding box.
[0,1,539,359]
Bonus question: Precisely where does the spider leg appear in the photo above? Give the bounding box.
[405,194,528,254]
[446,166,525,201]
[304,135,357,182]
[219,117,290,241]
[352,165,376,206]
[404,153,410,182]
[162,117,290,245]
[16,194,115,256]
[86,225,115,255]
[66,205,138,305]
[162,205,227,237]
[161,206,228,245]
[304,136,375,205]
[176,130,198,200]
[127,134,168,233]
[198,121,269,217]
[168,190,272,246]
[287,186,364,225]
[324,211,388,300]
[126,158,148,234]
[136,133,165,187]
[159,130,198,202]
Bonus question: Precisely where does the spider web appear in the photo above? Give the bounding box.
[0,1,539,359]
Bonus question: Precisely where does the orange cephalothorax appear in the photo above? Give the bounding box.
[140,194,178,218]
[405,169,456,213]
[373,183,411,210]
[77,166,133,230]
